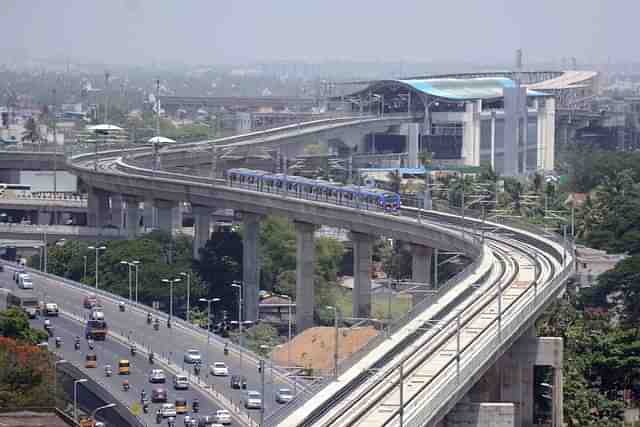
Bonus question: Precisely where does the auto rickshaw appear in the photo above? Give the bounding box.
[118,359,130,375]
[175,397,188,414]
[85,353,97,368]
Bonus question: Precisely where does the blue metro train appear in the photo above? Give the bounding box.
[226,168,401,212]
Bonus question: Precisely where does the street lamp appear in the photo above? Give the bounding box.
[73,378,88,421]
[259,344,271,427]
[162,277,182,327]
[83,255,87,281]
[230,281,245,368]
[120,261,133,302]
[91,403,116,422]
[120,260,141,303]
[87,245,106,289]
[53,359,67,408]
[276,294,293,369]
[199,297,221,367]
[326,306,339,378]
[180,271,192,322]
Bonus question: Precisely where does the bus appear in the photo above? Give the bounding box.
[85,319,108,340]
[0,183,31,198]
[6,291,39,318]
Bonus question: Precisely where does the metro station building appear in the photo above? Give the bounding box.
[341,71,599,176]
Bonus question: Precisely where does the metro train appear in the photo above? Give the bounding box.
[226,168,401,213]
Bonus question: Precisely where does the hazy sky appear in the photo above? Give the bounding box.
[0,0,631,65]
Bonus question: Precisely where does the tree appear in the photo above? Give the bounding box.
[0,308,48,344]
[195,230,243,318]
[259,217,296,292]
[386,169,402,194]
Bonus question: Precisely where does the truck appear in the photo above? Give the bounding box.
[7,291,39,318]
[85,319,108,340]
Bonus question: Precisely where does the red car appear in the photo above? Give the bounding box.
[84,294,98,309]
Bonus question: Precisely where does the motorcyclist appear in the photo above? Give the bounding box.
[192,398,199,413]
[224,342,229,356]
[74,336,80,350]
[148,352,154,364]
[140,389,147,402]
[87,338,95,350]
[147,313,152,324]
[44,319,51,328]
[55,337,62,348]
[122,379,130,391]
[130,344,136,356]
[104,365,112,376]
[119,301,125,312]
[167,416,175,427]
[153,318,160,331]
[156,409,162,424]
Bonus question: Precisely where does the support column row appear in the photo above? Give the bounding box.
[192,205,212,260]
[243,212,261,322]
[295,221,315,332]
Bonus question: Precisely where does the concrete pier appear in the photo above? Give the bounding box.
[87,188,109,228]
[155,199,177,233]
[351,232,374,318]
[295,221,316,332]
[243,212,261,322]
[123,196,140,237]
[192,205,212,260]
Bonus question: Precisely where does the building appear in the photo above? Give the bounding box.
[338,70,600,177]
[574,245,627,288]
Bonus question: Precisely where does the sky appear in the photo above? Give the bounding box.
[0,0,632,66]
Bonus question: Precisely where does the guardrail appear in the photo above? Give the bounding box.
[407,260,573,427]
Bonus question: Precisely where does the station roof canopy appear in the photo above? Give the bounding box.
[352,77,547,102]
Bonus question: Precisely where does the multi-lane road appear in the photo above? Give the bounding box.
[0,264,294,425]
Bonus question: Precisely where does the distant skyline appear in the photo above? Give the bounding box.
[0,0,631,66]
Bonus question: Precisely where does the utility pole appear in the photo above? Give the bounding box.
[52,88,57,194]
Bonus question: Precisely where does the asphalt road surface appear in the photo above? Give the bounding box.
[0,265,293,426]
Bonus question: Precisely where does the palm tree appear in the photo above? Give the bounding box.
[22,117,40,143]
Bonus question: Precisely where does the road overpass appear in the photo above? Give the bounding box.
[54,114,573,427]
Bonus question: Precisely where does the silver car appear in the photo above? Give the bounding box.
[183,349,202,364]
[276,388,294,404]
[244,390,262,409]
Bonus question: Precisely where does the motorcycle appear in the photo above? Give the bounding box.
[130,345,137,356]
[122,381,130,392]
[105,365,112,377]
[147,313,152,325]
[55,337,62,348]
[166,319,172,329]
[74,341,80,351]
[119,302,126,312]
[87,339,95,350]
[193,364,200,376]
[142,401,149,414]
[156,411,162,425]
[192,399,199,413]
[148,353,154,364]
[167,416,175,427]
[153,320,159,331]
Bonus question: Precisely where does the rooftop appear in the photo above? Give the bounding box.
[527,70,599,91]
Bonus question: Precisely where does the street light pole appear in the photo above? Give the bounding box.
[133,261,140,303]
[180,271,191,322]
[162,278,181,327]
[199,297,220,367]
[120,261,133,302]
[91,403,116,423]
[231,281,244,369]
[277,294,293,369]
[73,378,88,421]
[83,255,87,281]
[53,359,67,408]
[87,246,106,289]
[327,306,339,378]
[399,362,404,426]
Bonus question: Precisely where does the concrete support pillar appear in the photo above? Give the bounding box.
[553,366,563,427]
[155,199,178,233]
[295,221,316,332]
[243,212,261,322]
[143,199,155,229]
[173,202,184,230]
[411,244,433,306]
[87,188,109,228]
[37,211,51,226]
[111,194,124,228]
[490,112,496,171]
[123,196,140,237]
[351,232,374,318]
[544,98,556,171]
[193,205,212,260]
[406,123,420,168]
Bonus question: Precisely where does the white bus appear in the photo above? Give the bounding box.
[0,183,31,198]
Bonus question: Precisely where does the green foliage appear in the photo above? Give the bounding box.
[259,217,296,292]
[44,232,204,318]
[240,323,280,356]
[0,308,48,345]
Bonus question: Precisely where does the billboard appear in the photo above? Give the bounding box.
[19,171,78,192]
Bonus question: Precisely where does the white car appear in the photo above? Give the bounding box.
[18,273,33,289]
[183,349,202,364]
[44,303,59,316]
[214,409,231,425]
[244,390,262,409]
[210,362,229,376]
[149,369,166,383]
[160,403,176,418]
[173,374,189,390]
